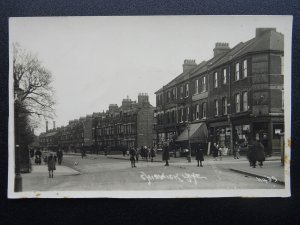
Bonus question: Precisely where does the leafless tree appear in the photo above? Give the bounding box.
[13,42,56,127]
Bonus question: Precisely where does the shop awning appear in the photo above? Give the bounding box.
[176,122,208,143]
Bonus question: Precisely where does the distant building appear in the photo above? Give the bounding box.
[39,93,155,153]
[39,115,94,152]
[93,93,155,150]
[155,28,284,156]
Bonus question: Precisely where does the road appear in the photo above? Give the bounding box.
[22,154,284,192]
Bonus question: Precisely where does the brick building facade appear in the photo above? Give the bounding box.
[39,93,155,153]
[93,94,155,150]
[155,28,284,156]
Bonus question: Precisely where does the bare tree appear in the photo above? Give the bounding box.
[13,42,56,126]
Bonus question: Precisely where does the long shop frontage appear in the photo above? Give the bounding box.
[208,115,284,156]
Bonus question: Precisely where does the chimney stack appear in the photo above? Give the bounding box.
[213,42,230,57]
[53,121,56,129]
[46,121,48,132]
[255,28,276,37]
[182,59,197,73]
[138,93,149,104]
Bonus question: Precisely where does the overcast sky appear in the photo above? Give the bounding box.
[10,16,291,134]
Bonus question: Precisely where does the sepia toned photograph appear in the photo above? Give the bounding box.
[8,15,292,198]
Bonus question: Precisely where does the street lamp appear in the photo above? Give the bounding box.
[14,81,23,192]
[187,121,191,163]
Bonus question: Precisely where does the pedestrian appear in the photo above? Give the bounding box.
[195,144,204,167]
[144,147,149,162]
[47,153,56,178]
[218,146,223,161]
[162,143,170,166]
[57,148,63,165]
[235,143,241,159]
[30,149,34,158]
[81,148,86,158]
[150,147,156,162]
[136,148,140,162]
[129,147,137,168]
[35,149,42,165]
[212,143,219,161]
[250,139,266,168]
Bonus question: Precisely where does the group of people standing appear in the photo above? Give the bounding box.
[129,146,156,168]
[161,143,205,167]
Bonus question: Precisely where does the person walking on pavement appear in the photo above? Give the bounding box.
[252,140,265,168]
[57,148,63,165]
[47,153,56,178]
[195,144,204,167]
[162,143,170,166]
[218,146,223,161]
[249,138,265,168]
[212,143,219,161]
[35,149,42,165]
[136,147,140,162]
[150,147,156,162]
[129,147,137,168]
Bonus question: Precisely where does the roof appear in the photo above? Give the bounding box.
[39,131,57,138]
[155,28,284,94]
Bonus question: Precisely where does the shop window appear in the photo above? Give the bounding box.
[235,62,240,81]
[235,93,240,113]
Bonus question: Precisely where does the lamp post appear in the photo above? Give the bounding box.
[227,104,234,156]
[187,121,191,163]
[14,81,22,192]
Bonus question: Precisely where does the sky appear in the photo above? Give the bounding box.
[9,16,292,134]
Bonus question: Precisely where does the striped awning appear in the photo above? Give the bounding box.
[176,122,208,143]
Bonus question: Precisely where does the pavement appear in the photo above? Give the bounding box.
[106,154,285,184]
[21,153,285,192]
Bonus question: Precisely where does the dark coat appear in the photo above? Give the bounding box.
[57,150,63,158]
[212,145,219,157]
[129,148,136,161]
[162,146,169,161]
[150,149,156,157]
[47,155,56,171]
[195,148,204,161]
[253,141,265,161]
[248,141,265,162]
